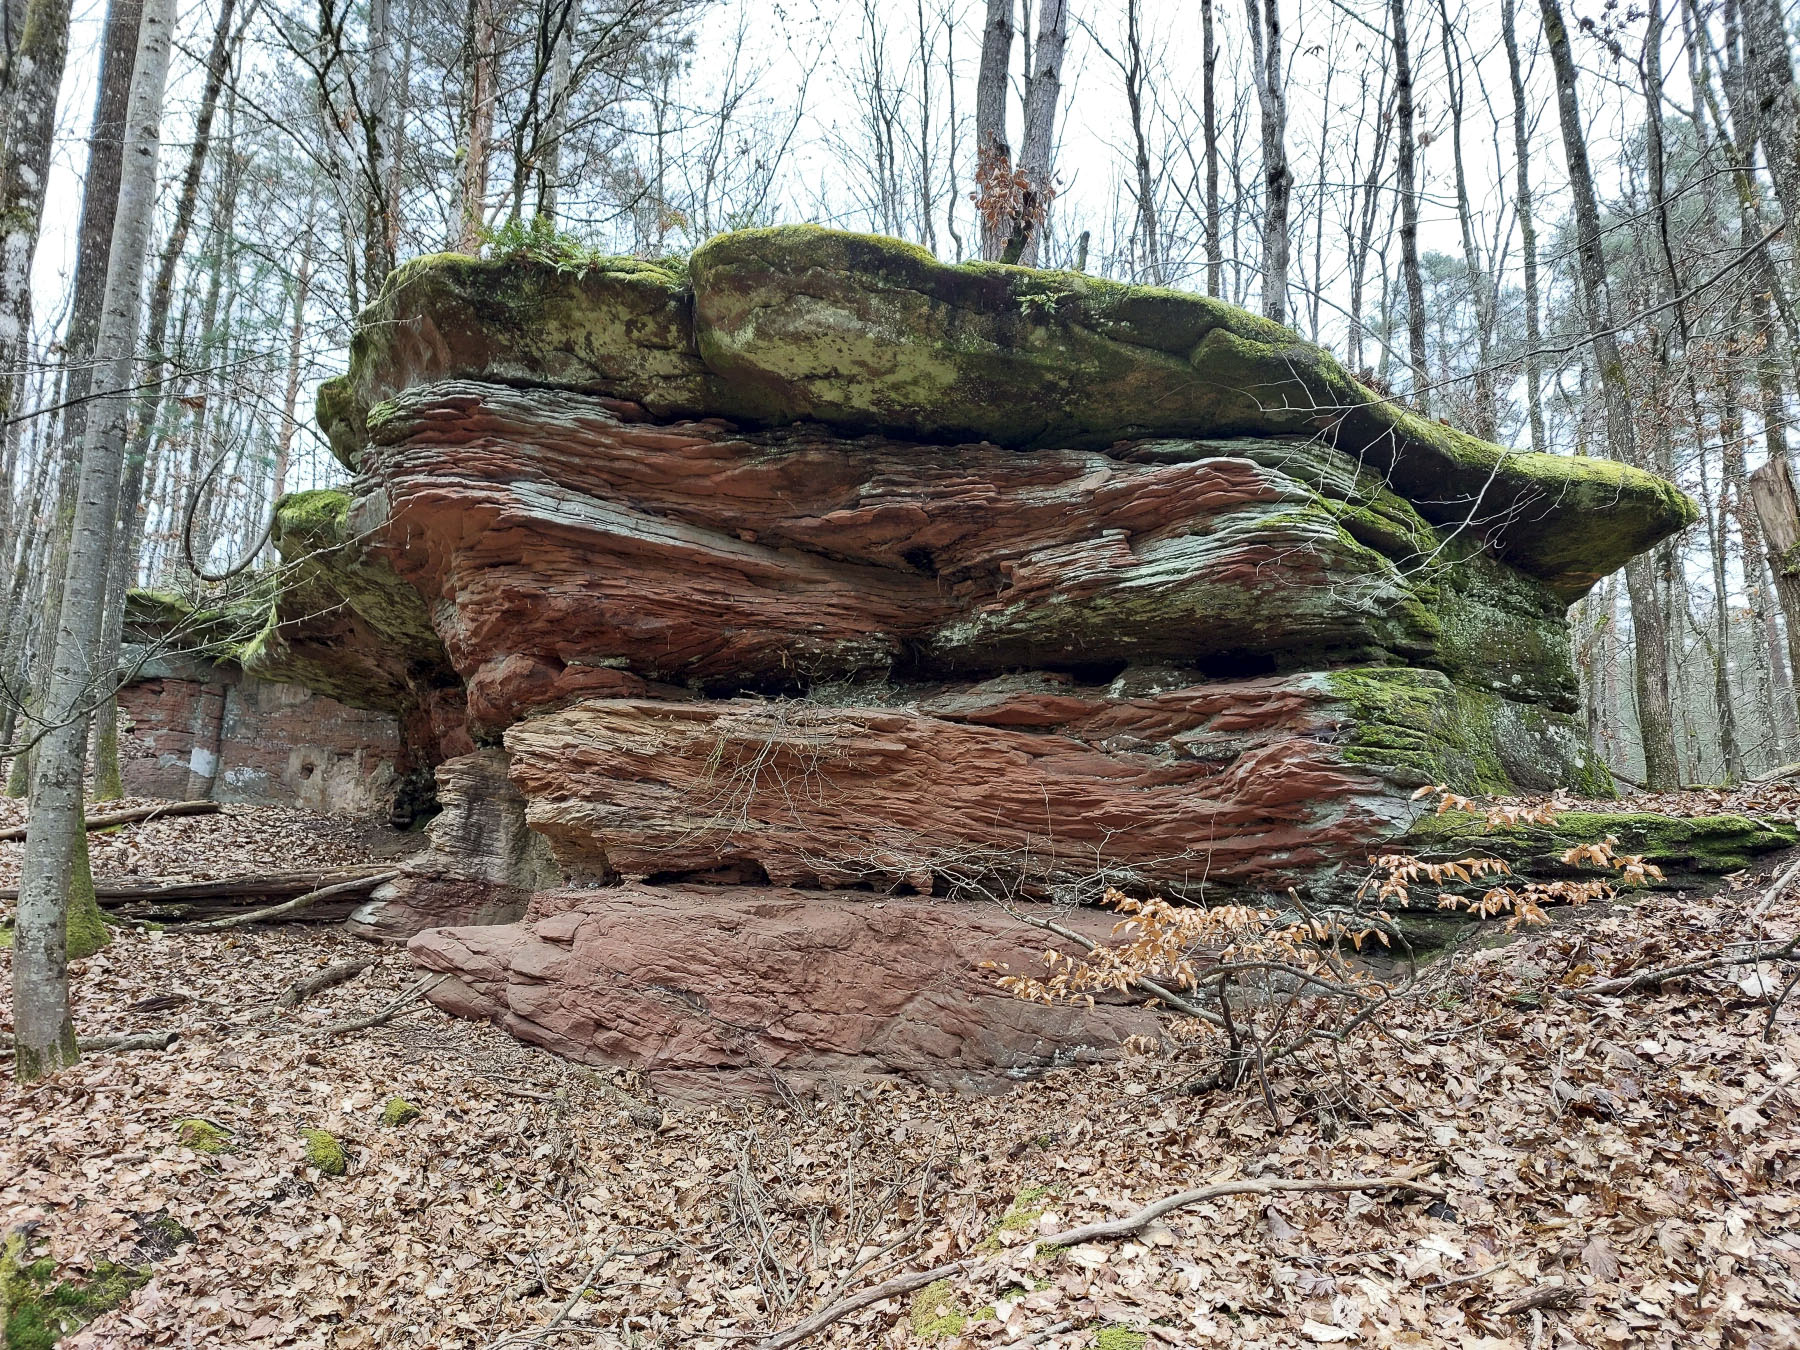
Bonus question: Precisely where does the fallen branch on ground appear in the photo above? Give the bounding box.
[314,973,448,1038]
[749,1163,1445,1349]
[173,870,399,932]
[277,955,379,1009]
[0,799,219,842]
[0,1030,178,1053]
[1579,930,1800,997]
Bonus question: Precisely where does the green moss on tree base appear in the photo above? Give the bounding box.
[301,1128,349,1176]
[65,827,110,960]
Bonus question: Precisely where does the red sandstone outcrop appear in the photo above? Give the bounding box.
[501,677,1417,896]
[407,885,1158,1095]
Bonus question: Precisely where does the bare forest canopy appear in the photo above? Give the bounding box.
[9,0,1800,796]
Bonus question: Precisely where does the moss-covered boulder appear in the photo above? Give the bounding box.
[239,489,456,717]
[687,226,1693,598]
[317,253,708,467]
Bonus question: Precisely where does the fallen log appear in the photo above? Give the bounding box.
[175,870,400,932]
[278,955,379,1009]
[0,867,393,914]
[0,1030,179,1053]
[0,799,219,842]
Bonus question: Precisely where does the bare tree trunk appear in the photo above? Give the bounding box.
[1010,0,1066,266]
[1541,0,1682,789]
[13,0,174,1081]
[1120,0,1160,283]
[0,0,74,429]
[1202,0,1221,297]
[1501,0,1545,453]
[457,0,498,252]
[535,0,579,220]
[975,0,1014,261]
[1391,0,1428,412]
[1245,0,1289,322]
[1436,2,1496,440]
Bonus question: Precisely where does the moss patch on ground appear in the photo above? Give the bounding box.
[379,1097,421,1127]
[1095,1328,1149,1350]
[301,1129,349,1176]
[173,1118,234,1155]
[1,1233,148,1350]
[908,1278,973,1340]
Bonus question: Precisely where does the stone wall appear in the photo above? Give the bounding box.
[119,649,414,816]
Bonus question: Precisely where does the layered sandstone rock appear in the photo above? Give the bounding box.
[407,885,1158,1096]
[263,226,1700,1088]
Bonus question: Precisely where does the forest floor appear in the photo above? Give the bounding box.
[1,800,1799,1349]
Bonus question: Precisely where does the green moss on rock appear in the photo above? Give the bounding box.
[1404,810,1797,884]
[378,1096,421,1127]
[301,1128,349,1176]
[238,489,454,715]
[1324,668,1610,799]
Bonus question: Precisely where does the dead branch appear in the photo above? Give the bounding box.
[0,799,219,842]
[172,870,399,932]
[314,972,448,1038]
[276,955,378,1009]
[1578,930,1800,996]
[750,1164,1445,1349]
[1001,905,1225,1027]
[0,1030,179,1053]
[0,866,393,908]
[478,1244,622,1350]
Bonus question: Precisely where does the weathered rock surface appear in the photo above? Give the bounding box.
[119,591,418,815]
[361,382,1578,731]
[348,749,560,941]
[324,225,1694,597]
[408,885,1158,1095]
[502,672,1605,898]
[261,226,1711,1089]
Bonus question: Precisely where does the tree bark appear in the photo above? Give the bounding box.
[1751,457,1800,741]
[1246,0,1289,323]
[1010,0,1067,266]
[974,0,1014,261]
[1391,0,1428,413]
[1436,3,1496,440]
[13,0,175,1081]
[1202,0,1222,298]
[457,0,498,251]
[1501,0,1546,453]
[1540,0,1682,788]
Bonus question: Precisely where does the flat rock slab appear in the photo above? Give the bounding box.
[408,885,1158,1095]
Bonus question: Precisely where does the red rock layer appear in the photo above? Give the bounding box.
[363,382,1435,732]
[502,675,1405,896]
[407,884,1158,1096]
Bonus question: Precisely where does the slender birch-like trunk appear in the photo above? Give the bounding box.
[13,0,175,1081]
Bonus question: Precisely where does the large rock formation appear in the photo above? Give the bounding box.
[274,226,1696,1090]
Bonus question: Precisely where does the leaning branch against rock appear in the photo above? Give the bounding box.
[277,955,379,1009]
[172,870,399,932]
[1578,930,1800,997]
[750,1164,1446,1350]
[0,799,219,842]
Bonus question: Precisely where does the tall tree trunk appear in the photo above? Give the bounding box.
[1120,0,1160,283]
[1009,0,1066,266]
[13,0,174,1081]
[0,0,74,428]
[1245,0,1289,322]
[1501,0,1546,453]
[1391,0,1428,412]
[1436,2,1496,439]
[974,0,1014,262]
[1202,0,1221,297]
[534,0,579,220]
[1739,0,1800,233]
[1540,0,1683,788]
[457,0,498,252]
